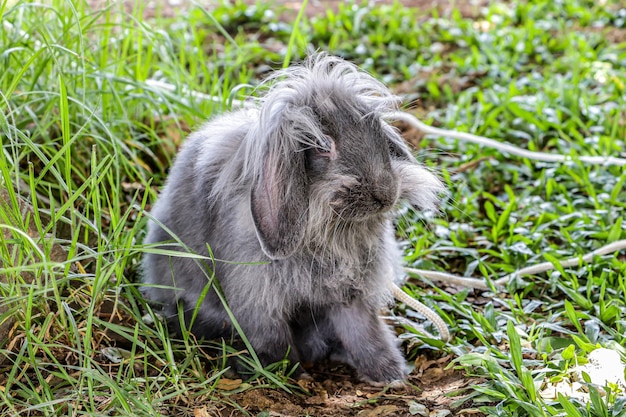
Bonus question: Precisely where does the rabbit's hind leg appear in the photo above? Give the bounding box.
[329,302,407,385]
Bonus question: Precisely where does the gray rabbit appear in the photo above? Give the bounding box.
[141,53,444,385]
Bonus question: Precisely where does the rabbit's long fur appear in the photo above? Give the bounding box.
[141,54,444,384]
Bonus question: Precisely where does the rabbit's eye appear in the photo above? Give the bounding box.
[316,134,336,158]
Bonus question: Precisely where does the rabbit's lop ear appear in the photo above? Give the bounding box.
[250,108,309,260]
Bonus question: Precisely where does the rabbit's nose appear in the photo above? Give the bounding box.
[371,187,397,209]
[372,191,395,208]
[371,174,399,209]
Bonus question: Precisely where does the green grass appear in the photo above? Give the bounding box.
[1,0,625,415]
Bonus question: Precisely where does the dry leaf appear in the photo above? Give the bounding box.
[193,406,210,417]
[361,405,399,417]
[215,378,243,391]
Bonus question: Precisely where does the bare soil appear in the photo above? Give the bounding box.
[194,355,484,416]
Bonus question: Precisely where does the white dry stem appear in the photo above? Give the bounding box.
[407,239,626,291]
[145,79,244,105]
[391,283,451,342]
[389,111,626,166]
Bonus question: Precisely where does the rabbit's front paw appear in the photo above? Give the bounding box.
[357,354,407,386]
[360,377,406,389]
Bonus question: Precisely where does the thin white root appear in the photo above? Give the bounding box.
[494,238,626,286]
[391,283,451,342]
[145,79,249,107]
[404,268,490,289]
[406,239,626,290]
[389,111,626,166]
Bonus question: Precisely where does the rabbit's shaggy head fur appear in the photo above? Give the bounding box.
[228,54,441,258]
[141,53,444,384]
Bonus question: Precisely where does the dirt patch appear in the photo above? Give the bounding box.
[200,356,484,416]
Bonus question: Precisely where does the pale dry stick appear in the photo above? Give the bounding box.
[493,238,626,286]
[406,239,626,291]
[391,283,451,342]
[404,269,488,289]
[145,79,245,105]
[389,111,626,166]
